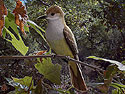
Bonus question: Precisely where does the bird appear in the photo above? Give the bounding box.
[40,5,87,92]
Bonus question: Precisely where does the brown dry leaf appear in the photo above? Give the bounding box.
[13,0,28,35]
[103,70,107,77]
[0,0,7,36]
[36,50,47,62]
[98,73,113,93]
[97,84,108,93]
[36,50,47,55]
[1,84,8,91]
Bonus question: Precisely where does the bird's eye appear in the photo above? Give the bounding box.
[51,13,55,16]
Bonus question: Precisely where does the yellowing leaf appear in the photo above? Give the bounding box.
[5,27,28,56]
[35,57,61,85]
[12,76,33,89]
[110,83,125,89]
[87,56,125,71]
[110,83,125,94]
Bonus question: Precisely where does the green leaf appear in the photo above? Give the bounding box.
[5,11,19,34]
[2,28,6,38]
[110,83,125,94]
[12,76,33,89]
[5,11,29,35]
[4,11,29,56]
[27,20,46,42]
[5,27,29,56]
[5,16,10,28]
[121,61,125,64]
[110,83,125,88]
[55,88,71,94]
[112,89,119,94]
[35,57,61,85]
[24,24,29,32]
[87,56,125,71]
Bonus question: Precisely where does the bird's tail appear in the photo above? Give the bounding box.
[69,61,87,91]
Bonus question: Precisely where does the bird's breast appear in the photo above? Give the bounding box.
[45,20,73,56]
[45,19,64,41]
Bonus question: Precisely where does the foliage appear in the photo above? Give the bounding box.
[5,27,28,56]
[0,0,124,94]
[35,51,61,85]
[1,2,45,55]
[35,60,61,85]
[87,56,125,94]
[0,0,62,93]
[110,83,125,94]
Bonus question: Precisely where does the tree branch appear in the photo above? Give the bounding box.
[0,55,104,72]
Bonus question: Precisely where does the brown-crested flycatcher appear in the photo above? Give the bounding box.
[40,5,87,91]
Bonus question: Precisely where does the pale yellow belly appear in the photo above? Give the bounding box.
[48,38,73,58]
[48,38,78,76]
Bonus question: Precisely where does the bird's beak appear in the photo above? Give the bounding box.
[37,15,47,20]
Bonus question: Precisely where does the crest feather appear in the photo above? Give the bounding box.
[46,5,64,17]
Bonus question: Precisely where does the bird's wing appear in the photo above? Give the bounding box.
[63,25,79,59]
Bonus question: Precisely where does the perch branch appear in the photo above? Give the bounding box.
[0,55,104,72]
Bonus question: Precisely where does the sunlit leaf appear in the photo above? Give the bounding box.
[27,20,46,42]
[5,27,28,56]
[87,56,125,71]
[24,24,29,32]
[12,76,33,89]
[110,83,125,88]
[112,89,119,94]
[110,83,125,94]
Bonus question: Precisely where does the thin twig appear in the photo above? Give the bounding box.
[39,0,50,6]
[66,56,104,72]
[97,0,111,15]
[0,55,104,72]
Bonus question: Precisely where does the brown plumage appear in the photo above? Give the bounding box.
[63,25,87,91]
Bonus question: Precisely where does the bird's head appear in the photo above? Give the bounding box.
[38,5,64,21]
[46,5,64,20]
